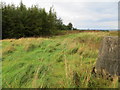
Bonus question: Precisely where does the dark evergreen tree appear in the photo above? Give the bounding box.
[67,22,73,30]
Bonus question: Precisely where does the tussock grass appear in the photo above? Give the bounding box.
[3,45,16,55]
[24,43,37,52]
[2,31,119,88]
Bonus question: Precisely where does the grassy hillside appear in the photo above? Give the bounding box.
[2,31,118,88]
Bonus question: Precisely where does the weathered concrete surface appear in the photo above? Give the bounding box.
[95,36,120,76]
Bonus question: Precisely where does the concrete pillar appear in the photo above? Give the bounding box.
[95,36,120,76]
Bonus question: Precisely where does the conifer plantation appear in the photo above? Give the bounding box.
[2,2,72,39]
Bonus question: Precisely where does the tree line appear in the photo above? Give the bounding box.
[1,2,76,39]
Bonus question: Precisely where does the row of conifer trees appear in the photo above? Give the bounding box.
[2,2,74,39]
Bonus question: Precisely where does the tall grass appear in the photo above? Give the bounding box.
[2,31,119,88]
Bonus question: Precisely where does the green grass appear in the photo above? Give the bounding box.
[1,31,119,88]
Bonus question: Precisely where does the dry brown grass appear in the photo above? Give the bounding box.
[3,45,16,54]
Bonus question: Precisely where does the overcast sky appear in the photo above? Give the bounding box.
[2,0,119,30]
